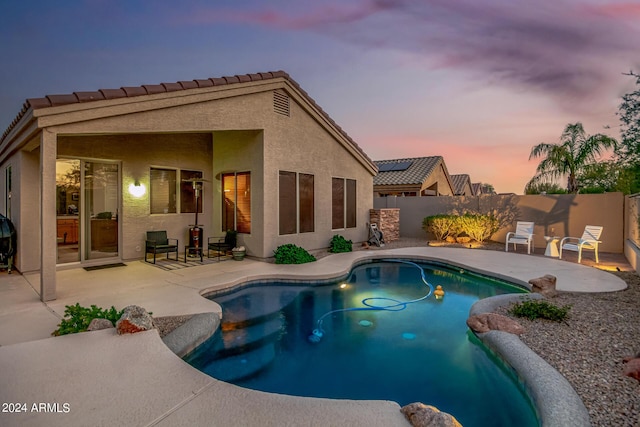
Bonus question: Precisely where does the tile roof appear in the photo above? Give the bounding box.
[472,182,483,195]
[450,174,472,195]
[1,71,374,168]
[373,156,443,186]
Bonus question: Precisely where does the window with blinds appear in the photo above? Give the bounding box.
[222,172,251,233]
[279,171,314,235]
[150,168,177,214]
[332,177,356,229]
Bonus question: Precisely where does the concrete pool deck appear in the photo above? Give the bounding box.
[0,247,630,426]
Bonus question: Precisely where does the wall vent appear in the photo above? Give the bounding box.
[273,91,290,117]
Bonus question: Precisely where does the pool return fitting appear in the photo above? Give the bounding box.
[308,260,435,343]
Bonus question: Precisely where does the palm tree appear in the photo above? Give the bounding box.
[527,123,617,193]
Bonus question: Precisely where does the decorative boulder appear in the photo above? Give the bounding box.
[528,274,558,297]
[116,305,154,335]
[622,355,640,382]
[466,313,525,335]
[401,402,462,427]
[87,318,115,331]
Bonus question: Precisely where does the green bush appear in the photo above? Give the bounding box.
[52,303,124,336]
[329,235,352,253]
[274,244,316,264]
[508,300,571,322]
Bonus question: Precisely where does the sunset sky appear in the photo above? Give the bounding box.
[1,1,639,193]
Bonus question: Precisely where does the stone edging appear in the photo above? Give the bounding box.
[469,294,592,427]
[161,312,219,358]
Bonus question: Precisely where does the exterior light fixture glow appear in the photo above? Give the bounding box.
[128,181,146,198]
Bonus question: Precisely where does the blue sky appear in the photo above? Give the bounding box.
[1,0,639,193]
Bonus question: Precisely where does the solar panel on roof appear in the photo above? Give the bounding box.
[377,161,413,172]
[391,161,412,171]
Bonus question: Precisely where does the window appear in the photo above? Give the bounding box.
[222,172,251,233]
[279,171,296,235]
[5,166,11,219]
[279,171,314,235]
[299,173,315,232]
[346,178,356,228]
[180,170,203,214]
[332,177,356,229]
[150,168,177,214]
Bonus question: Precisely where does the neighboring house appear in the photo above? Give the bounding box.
[0,70,376,301]
[472,182,498,195]
[450,174,475,196]
[373,156,455,197]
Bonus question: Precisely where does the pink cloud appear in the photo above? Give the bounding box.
[583,2,640,18]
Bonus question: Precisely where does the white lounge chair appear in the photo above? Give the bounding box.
[505,221,535,254]
[559,225,603,264]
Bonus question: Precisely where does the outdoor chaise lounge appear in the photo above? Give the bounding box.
[505,221,535,254]
[145,231,178,264]
[559,225,603,263]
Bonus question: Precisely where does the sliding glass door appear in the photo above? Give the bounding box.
[56,159,120,265]
[84,161,119,261]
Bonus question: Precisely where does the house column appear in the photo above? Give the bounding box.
[40,130,57,301]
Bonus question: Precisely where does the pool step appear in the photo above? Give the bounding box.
[214,286,304,327]
[199,342,276,382]
[216,315,285,358]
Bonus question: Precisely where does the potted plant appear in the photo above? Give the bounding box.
[231,246,246,261]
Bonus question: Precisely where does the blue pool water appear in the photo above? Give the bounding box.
[186,260,539,427]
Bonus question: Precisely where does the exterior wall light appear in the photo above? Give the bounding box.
[128,181,146,198]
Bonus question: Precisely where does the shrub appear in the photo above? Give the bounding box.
[458,213,499,243]
[329,235,352,253]
[423,213,498,242]
[422,215,457,240]
[52,303,124,336]
[508,300,571,322]
[274,244,316,264]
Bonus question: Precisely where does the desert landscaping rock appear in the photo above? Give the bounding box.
[87,318,114,331]
[528,274,558,297]
[401,402,462,427]
[466,313,525,335]
[116,305,154,335]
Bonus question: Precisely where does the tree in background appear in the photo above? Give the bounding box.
[527,122,617,194]
[616,71,640,164]
[576,160,638,194]
[524,181,567,195]
[615,71,640,194]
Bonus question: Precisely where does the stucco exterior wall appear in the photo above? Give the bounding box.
[212,130,264,256]
[422,164,454,196]
[375,192,624,253]
[262,93,373,257]
[1,78,376,271]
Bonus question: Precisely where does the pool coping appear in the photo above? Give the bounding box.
[470,294,592,427]
[170,250,601,426]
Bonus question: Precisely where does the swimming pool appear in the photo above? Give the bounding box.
[186,259,538,427]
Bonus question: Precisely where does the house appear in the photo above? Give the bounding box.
[472,182,483,195]
[373,156,455,197]
[0,71,376,301]
[450,174,475,196]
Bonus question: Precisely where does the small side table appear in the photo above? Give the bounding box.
[184,246,203,262]
[544,236,559,258]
